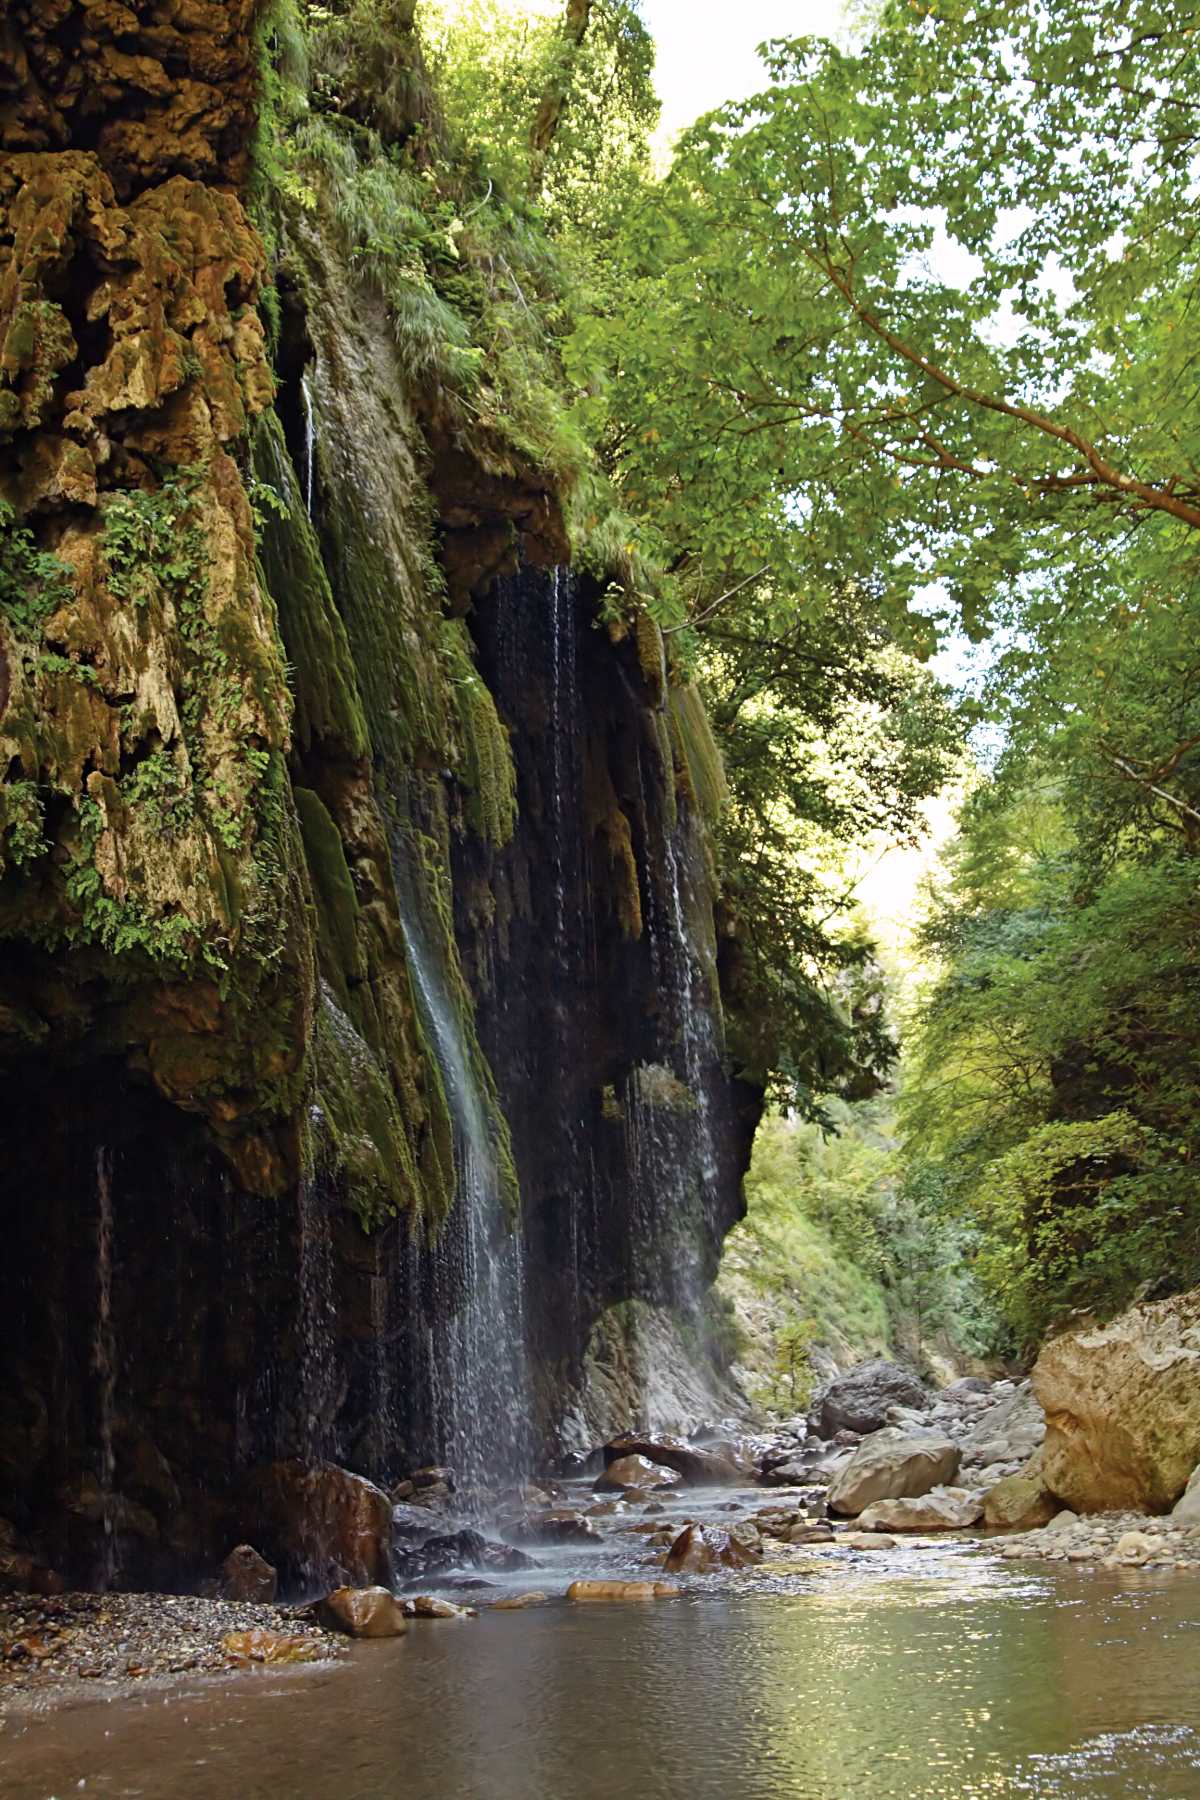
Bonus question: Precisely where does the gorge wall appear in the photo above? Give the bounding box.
[0,1,761,1588]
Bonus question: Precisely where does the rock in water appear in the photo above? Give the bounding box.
[663,1524,762,1573]
[318,1586,408,1638]
[817,1362,930,1437]
[492,1592,548,1610]
[219,1544,278,1603]
[857,1489,984,1532]
[827,1430,960,1517]
[567,1580,678,1602]
[1033,1288,1200,1512]
[594,1454,680,1494]
[601,1434,742,1486]
[408,1595,473,1619]
[222,1629,322,1665]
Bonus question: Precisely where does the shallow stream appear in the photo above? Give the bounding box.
[5,1496,1200,1800]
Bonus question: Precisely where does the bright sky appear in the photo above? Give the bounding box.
[640,0,851,144]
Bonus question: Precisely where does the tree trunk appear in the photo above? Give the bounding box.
[527,0,593,199]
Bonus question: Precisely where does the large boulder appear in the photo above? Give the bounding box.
[318,1586,408,1639]
[242,1461,393,1591]
[857,1489,984,1532]
[602,1433,742,1487]
[1033,1289,1200,1513]
[827,1430,960,1517]
[219,1543,278,1603]
[816,1362,930,1438]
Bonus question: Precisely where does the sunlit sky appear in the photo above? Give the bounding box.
[641,0,851,144]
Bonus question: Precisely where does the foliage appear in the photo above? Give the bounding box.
[0,500,75,639]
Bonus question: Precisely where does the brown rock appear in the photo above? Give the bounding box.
[602,1433,742,1487]
[408,1595,472,1619]
[222,1629,321,1665]
[594,1454,681,1494]
[243,1460,392,1589]
[857,1490,985,1533]
[567,1580,676,1602]
[1034,1289,1200,1513]
[492,1591,548,1610]
[219,1543,278,1603]
[318,1586,408,1639]
[663,1524,762,1574]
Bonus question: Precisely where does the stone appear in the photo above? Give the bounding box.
[219,1543,277,1603]
[663,1524,762,1574]
[318,1586,408,1638]
[409,1466,455,1492]
[827,1430,961,1517]
[408,1595,473,1619]
[594,1454,680,1494]
[492,1591,548,1610]
[1171,1464,1200,1524]
[857,1489,984,1532]
[393,1529,537,1584]
[982,1459,1059,1531]
[945,1378,993,1397]
[960,1388,1047,1468]
[840,1532,897,1550]
[1033,1288,1200,1513]
[759,1460,817,1488]
[1046,1510,1080,1532]
[567,1580,678,1602]
[243,1461,393,1589]
[602,1433,743,1486]
[787,1523,834,1544]
[512,1510,601,1546]
[1112,1530,1157,1565]
[817,1362,930,1437]
[222,1629,322,1665]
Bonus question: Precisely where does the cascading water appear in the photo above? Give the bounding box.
[93,1147,118,1590]
[393,876,532,1497]
[300,370,316,519]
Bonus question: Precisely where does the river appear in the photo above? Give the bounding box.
[4,1508,1200,1800]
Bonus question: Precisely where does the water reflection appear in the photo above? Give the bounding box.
[5,1563,1200,1799]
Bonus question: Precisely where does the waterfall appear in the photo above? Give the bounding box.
[394,877,532,1497]
[301,370,316,518]
[93,1148,118,1590]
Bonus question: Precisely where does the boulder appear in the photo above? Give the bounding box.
[663,1524,761,1573]
[222,1629,322,1665]
[492,1591,548,1610]
[945,1377,993,1397]
[318,1585,408,1638]
[408,1595,473,1619]
[827,1430,960,1517]
[242,1461,393,1590]
[512,1510,601,1546]
[601,1433,742,1486]
[982,1459,1058,1531]
[1033,1289,1200,1512]
[594,1455,680,1494]
[817,1362,930,1437]
[787,1523,834,1544]
[960,1387,1046,1468]
[219,1543,278,1603]
[840,1532,897,1550]
[857,1489,984,1532]
[1172,1465,1200,1524]
[567,1580,678,1602]
[393,1529,536,1584]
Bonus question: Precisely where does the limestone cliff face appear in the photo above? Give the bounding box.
[0,4,760,1588]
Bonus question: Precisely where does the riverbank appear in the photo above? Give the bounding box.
[0,1590,343,1715]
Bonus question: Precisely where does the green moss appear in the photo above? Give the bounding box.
[313,990,427,1231]
[0,780,49,875]
[441,617,517,846]
[668,682,727,827]
[294,784,361,1001]
[252,411,369,761]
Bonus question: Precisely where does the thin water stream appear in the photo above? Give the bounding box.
[5,1545,1199,1798]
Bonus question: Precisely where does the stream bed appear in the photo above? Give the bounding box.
[4,1517,1200,1800]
